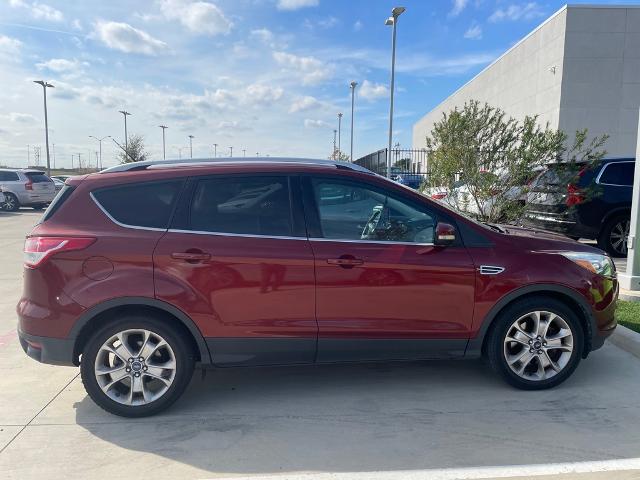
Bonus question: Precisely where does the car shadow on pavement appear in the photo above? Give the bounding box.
[74,345,640,475]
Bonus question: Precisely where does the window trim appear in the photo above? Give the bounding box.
[303,174,451,246]
[595,161,635,187]
[90,178,186,232]
[181,173,302,239]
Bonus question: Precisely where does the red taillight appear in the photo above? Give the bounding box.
[566,183,584,206]
[25,179,33,191]
[431,193,447,200]
[24,236,95,269]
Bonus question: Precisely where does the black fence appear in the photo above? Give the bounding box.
[354,149,430,188]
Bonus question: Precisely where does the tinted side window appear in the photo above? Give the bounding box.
[189,176,292,236]
[311,178,435,243]
[93,180,183,229]
[599,162,635,186]
[0,171,19,181]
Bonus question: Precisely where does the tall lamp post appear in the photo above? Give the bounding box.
[159,125,168,160]
[213,143,218,158]
[333,129,337,159]
[229,146,233,157]
[620,108,640,294]
[33,80,54,176]
[337,112,343,156]
[188,135,195,158]
[118,110,131,151]
[349,81,357,162]
[89,135,111,170]
[385,6,405,178]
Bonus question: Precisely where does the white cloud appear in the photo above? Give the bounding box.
[359,80,388,101]
[304,119,331,128]
[36,58,87,73]
[0,35,22,51]
[250,28,274,44]
[273,51,332,85]
[450,0,468,17]
[289,95,322,113]
[276,0,319,11]
[9,0,63,22]
[158,0,232,36]
[94,21,167,55]
[243,83,283,105]
[7,112,37,124]
[464,23,482,40]
[353,20,363,32]
[489,3,544,22]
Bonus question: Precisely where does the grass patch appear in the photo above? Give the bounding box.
[616,301,640,334]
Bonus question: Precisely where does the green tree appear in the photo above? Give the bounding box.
[117,134,149,164]
[424,100,608,223]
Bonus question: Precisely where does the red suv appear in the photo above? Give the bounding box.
[18,158,618,417]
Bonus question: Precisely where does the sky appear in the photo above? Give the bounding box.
[0,0,636,169]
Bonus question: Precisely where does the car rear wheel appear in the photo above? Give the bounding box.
[486,297,583,390]
[598,214,630,258]
[2,193,19,212]
[80,315,195,417]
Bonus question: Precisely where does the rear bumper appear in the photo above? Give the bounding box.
[18,329,76,366]
[522,211,598,239]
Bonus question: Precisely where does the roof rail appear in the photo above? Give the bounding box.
[100,157,375,174]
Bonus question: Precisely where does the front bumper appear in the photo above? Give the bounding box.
[18,329,76,366]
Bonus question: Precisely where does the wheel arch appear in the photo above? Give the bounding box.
[599,207,630,230]
[466,284,595,359]
[70,297,212,366]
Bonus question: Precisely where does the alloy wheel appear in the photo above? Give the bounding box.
[609,219,630,256]
[3,194,17,211]
[94,329,177,406]
[503,311,573,381]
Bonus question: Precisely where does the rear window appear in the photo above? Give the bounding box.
[189,176,293,236]
[25,172,51,183]
[93,180,184,229]
[40,185,75,223]
[598,162,635,186]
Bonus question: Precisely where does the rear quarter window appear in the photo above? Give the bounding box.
[598,162,635,186]
[92,180,184,229]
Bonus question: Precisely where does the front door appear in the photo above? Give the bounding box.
[303,176,476,362]
[154,174,317,366]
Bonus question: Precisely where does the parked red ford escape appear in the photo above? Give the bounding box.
[18,158,618,417]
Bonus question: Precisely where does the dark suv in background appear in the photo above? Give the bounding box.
[524,158,635,257]
[18,158,617,417]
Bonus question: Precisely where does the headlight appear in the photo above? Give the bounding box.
[560,252,615,277]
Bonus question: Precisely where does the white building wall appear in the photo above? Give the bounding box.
[560,7,640,158]
[412,5,640,163]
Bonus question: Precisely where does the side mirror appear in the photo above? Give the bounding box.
[435,222,456,246]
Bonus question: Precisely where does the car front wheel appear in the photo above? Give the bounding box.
[486,297,583,390]
[80,315,195,417]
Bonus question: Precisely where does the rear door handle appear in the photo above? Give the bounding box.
[327,256,364,268]
[171,251,211,262]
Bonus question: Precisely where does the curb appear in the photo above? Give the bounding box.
[608,325,640,359]
[619,289,640,302]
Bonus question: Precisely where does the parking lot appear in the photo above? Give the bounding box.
[1,210,640,480]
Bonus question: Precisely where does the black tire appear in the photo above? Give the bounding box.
[598,213,630,258]
[80,315,195,417]
[486,296,584,390]
[2,193,19,212]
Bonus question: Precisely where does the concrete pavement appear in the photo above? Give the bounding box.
[1,210,640,480]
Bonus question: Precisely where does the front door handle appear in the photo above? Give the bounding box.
[327,255,364,269]
[171,251,211,263]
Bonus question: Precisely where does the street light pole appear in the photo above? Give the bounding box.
[118,110,131,152]
[243,149,246,157]
[213,143,218,158]
[159,125,168,160]
[333,129,337,159]
[385,6,405,178]
[620,108,640,293]
[349,81,357,162]
[229,146,233,157]
[89,135,111,170]
[337,112,343,156]
[188,135,195,158]
[33,80,54,176]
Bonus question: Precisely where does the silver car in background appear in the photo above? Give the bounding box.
[0,169,56,211]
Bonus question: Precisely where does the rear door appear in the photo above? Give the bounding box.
[154,174,317,366]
